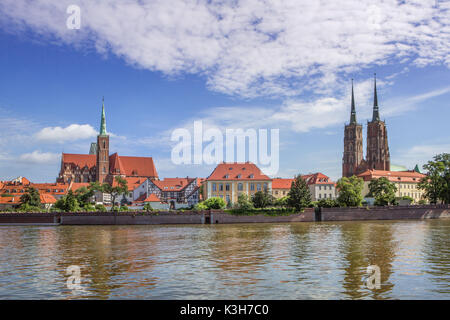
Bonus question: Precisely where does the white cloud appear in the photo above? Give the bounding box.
[18,151,60,164]
[0,0,448,97]
[394,143,450,171]
[35,124,97,143]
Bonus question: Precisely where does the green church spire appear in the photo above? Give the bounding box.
[372,73,380,122]
[350,79,357,124]
[100,97,107,136]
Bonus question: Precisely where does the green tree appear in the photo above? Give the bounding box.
[336,175,364,207]
[193,202,208,211]
[287,175,312,211]
[95,204,107,212]
[418,153,450,204]
[274,196,289,207]
[252,190,273,208]
[143,203,153,212]
[54,190,80,212]
[20,187,41,208]
[91,176,129,211]
[74,186,95,207]
[203,197,226,209]
[368,177,398,206]
[236,193,254,210]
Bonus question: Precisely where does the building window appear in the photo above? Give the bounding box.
[263,183,268,191]
[212,183,217,191]
[275,191,278,195]
[250,183,255,191]
[225,184,230,191]
[219,184,223,191]
[238,183,243,191]
[257,183,261,191]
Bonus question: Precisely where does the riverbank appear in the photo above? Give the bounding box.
[0,205,448,225]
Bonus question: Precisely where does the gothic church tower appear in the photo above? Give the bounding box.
[342,80,364,177]
[366,74,390,171]
[96,98,110,183]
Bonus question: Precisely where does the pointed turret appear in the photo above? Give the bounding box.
[372,73,380,122]
[100,97,107,136]
[350,79,357,124]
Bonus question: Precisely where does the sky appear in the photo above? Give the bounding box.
[0,0,449,182]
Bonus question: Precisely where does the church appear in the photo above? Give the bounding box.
[57,100,158,184]
[342,75,390,177]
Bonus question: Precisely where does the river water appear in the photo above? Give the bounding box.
[0,220,449,299]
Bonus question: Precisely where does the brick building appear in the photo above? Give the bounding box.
[57,99,158,184]
[343,75,390,177]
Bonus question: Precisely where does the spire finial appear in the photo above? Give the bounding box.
[372,73,380,122]
[350,79,357,124]
[100,98,107,135]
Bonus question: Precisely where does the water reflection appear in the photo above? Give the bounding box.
[0,220,449,299]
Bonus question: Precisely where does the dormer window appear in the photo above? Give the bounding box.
[229,167,233,170]
[224,174,229,179]
[249,174,254,178]
[237,174,241,178]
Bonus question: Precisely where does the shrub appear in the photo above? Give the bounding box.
[95,204,107,212]
[316,198,339,208]
[119,205,129,212]
[143,203,153,212]
[236,194,254,210]
[193,202,208,211]
[203,197,226,210]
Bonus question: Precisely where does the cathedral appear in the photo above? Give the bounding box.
[342,75,390,177]
[57,100,159,184]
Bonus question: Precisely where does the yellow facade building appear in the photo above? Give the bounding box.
[203,162,271,204]
[357,169,427,203]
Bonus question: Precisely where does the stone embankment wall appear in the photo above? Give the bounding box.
[0,205,448,225]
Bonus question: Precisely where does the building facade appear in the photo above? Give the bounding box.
[343,75,390,177]
[204,162,272,204]
[357,169,426,203]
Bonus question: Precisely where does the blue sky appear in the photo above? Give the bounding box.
[0,0,449,182]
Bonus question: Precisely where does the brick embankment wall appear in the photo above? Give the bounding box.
[320,205,450,221]
[0,213,57,224]
[210,209,315,224]
[59,212,204,225]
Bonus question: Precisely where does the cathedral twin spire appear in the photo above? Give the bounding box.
[349,73,380,123]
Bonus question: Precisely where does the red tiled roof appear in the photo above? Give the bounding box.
[206,162,271,181]
[302,173,334,185]
[357,169,426,183]
[143,194,161,202]
[62,153,97,169]
[272,178,294,189]
[40,194,57,204]
[109,153,158,178]
[112,177,145,191]
[0,182,68,196]
[153,178,196,191]
[0,196,21,204]
[69,182,91,192]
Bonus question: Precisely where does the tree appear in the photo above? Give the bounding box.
[418,153,450,204]
[203,197,226,209]
[54,190,80,212]
[143,203,153,212]
[274,196,289,207]
[236,193,254,210]
[368,177,398,206]
[74,186,95,207]
[91,176,129,211]
[20,187,41,208]
[336,175,364,207]
[252,190,273,208]
[287,175,312,211]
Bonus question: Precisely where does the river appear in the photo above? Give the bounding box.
[0,219,449,299]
